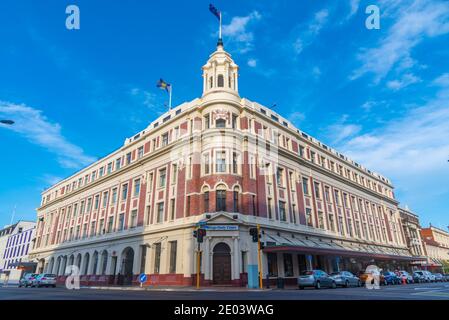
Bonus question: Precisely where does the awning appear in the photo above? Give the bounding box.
[263,235,416,261]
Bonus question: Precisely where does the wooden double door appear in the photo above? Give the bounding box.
[212,243,232,285]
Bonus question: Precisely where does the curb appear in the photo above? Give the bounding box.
[84,286,272,292]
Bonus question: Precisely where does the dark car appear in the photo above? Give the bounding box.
[330,271,361,288]
[382,271,401,285]
[298,270,337,289]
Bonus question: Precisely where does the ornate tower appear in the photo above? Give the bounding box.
[202,40,240,99]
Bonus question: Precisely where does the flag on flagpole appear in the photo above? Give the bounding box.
[209,4,221,21]
[156,78,171,93]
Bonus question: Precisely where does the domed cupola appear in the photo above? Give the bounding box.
[202,40,240,99]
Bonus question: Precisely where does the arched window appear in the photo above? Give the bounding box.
[216,185,227,212]
[216,118,226,128]
[233,187,239,212]
[204,190,210,213]
[217,74,224,87]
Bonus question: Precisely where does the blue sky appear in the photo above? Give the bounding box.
[0,0,448,229]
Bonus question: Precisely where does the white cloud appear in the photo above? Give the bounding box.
[222,11,262,53]
[347,0,361,19]
[328,123,362,143]
[288,111,306,125]
[293,9,329,56]
[351,0,449,83]
[433,73,449,87]
[386,73,421,90]
[247,58,257,68]
[0,101,96,169]
[335,74,449,220]
[312,66,322,79]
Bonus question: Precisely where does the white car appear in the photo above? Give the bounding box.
[32,273,57,288]
[423,271,435,282]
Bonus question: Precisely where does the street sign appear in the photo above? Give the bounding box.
[139,273,147,284]
[197,221,207,227]
[204,225,238,231]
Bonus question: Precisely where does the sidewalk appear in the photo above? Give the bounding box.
[85,285,272,292]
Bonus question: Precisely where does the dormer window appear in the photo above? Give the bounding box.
[217,74,224,87]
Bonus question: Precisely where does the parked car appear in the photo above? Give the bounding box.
[358,270,386,286]
[298,270,337,289]
[31,273,57,288]
[423,271,436,282]
[433,273,444,282]
[413,271,427,283]
[398,271,414,284]
[382,271,401,285]
[329,271,361,287]
[18,273,38,287]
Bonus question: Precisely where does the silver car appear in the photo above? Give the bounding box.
[330,271,361,287]
[32,273,57,288]
[298,270,337,289]
[18,273,38,287]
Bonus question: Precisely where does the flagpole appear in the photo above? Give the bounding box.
[169,86,172,110]
[219,12,222,40]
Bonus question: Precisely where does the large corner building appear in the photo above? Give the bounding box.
[29,40,415,288]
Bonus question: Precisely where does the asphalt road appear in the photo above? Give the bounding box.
[1,282,449,300]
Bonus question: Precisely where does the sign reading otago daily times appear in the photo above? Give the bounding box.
[204,225,239,231]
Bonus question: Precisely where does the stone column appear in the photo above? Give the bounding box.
[204,237,211,280]
[233,237,240,280]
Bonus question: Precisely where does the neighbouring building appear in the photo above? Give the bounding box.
[420,225,449,272]
[399,206,427,270]
[29,38,416,288]
[0,221,36,284]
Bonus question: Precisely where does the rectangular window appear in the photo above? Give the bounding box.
[159,169,166,188]
[154,243,161,274]
[216,190,226,211]
[99,219,105,234]
[118,213,124,231]
[267,198,273,219]
[276,167,284,187]
[121,184,128,201]
[216,151,226,173]
[324,186,330,202]
[306,208,313,226]
[157,203,164,223]
[314,182,321,199]
[99,167,104,177]
[283,254,293,277]
[318,211,325,229]
[90,221,96,237]
[233,191,239,212]
[126,152,132,165]
[170,199,175,221]
[112,188,117,204]
[94,194,100,210]
[279,201,286,222]
[232,114,238,129]
[267,253,278,277]
[80,201,85,215]
[134,179,141,197]
[107,217,114,233]
[171,164,177,184]
[204,192,209,213]
[205,114,210,129]
[87,198,92,213]
[115,158,121,170]
[137,146,144,159]
[130,209,137,228]
[204,154,210,175]
[169,241,177,274]
[302,178,309,195]
[232,152,238,174]
[102,192,109,208]
[162,133,169,147]
[107,162,112,174]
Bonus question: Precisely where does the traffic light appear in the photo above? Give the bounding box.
[193,230,198,239]
[197,228,207,243]
[249,227,258,242]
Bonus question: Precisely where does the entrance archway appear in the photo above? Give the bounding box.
[212,242,232,285]
[120,247,134,285]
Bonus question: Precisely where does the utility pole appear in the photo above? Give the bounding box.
[257,224,263,289]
